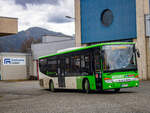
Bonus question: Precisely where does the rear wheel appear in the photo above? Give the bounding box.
[49,80,55,92]
[114,88,120,93]
[84,80,90,93]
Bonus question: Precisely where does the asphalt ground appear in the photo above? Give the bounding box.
[0,81,150,113]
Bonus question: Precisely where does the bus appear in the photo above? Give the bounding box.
[38,42,139,93]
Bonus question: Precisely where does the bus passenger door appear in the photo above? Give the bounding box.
[58,58,66,88]
[93,48,102,90]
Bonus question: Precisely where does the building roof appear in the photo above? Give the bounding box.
[0,52,31,56]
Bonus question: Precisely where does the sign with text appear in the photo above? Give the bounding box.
[3,57,26,65]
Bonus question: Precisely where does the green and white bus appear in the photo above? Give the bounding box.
[39,42,139,93]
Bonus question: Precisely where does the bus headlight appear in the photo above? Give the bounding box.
[105,80,113,83]
[104,78,112,83]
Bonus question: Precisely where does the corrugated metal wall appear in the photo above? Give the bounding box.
[0,53,32,80]
[80,0,137,43]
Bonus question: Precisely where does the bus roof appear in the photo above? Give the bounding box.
[39,42,135,59]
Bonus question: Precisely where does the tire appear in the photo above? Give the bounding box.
[49,80,55,92]
[114,88,120,93]
[84,80,90,93]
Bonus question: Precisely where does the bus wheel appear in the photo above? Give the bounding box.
[49,80,55,92]
[84,80,90,94]
[114,88,120,93]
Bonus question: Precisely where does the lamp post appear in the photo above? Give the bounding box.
[65,16,75,20]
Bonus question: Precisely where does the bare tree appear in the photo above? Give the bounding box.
[20,37,42,53]
[34,38,42,44]
[0,44,4,52]
[20,37,34,53]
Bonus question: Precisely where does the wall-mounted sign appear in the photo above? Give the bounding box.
[3,57,26,65]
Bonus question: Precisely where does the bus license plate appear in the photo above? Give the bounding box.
[121,84,128,87]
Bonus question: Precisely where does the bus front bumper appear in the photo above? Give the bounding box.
[103,80,139,90]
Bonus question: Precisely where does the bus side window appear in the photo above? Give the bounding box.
[39,58,47,75]
[47,59,57,77]
[65,57,71,76]
[71,55,80,76]
[81,54,90,76]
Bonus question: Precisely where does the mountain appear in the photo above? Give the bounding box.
[0,27,70,52]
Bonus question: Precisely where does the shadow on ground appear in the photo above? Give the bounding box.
[43,89,136,95]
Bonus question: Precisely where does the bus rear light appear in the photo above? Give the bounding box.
[135,75,139,78]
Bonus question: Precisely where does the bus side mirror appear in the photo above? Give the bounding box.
[136,49,140,58]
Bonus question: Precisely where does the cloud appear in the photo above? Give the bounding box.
[14,0,61,8]
[0,0,75,36]
[47,0,74,23]
[48,0,74,23]
[48,14,73,23]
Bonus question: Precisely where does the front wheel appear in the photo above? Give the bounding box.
[84,80,90,93]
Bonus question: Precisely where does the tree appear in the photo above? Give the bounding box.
[20,37,34,53]
[0,44,4,52]
[20,37,42,53]
[33,38,42,44]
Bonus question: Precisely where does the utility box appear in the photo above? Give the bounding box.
[0,52,31,80]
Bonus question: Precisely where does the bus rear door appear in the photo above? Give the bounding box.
[58,58,66,88]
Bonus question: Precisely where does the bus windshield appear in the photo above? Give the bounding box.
[102,44,137,72]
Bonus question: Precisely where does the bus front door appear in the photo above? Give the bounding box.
[58,59,65,88]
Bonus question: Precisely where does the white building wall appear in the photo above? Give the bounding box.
[31,37,75,59]
[33,60,38,78]
[0,56,2,80]
[42,35,74,43]
[0,53,31,80]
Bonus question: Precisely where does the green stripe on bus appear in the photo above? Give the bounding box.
[39,42,135,59]
[76,75,96,90]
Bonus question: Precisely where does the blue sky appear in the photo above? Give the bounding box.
[0,0,75,35]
